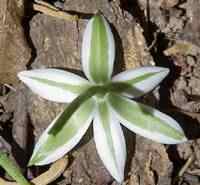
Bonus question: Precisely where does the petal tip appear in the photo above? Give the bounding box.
[17,71,27,81]
[17,71,32,84]
[155,66,170,76]
[93,13,104,21]
[162,67,170,75]
[154,66,170,83]
[163,133,188,145]
[180,135,188,143]
[27,158,35,167]
[28,153,46,166]
[115,173,124,184]
[175,128,188,144]
[157,67,170,79]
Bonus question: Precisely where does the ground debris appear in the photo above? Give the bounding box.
[160,0,179,9]
[0,0,31,84]
[33,0,78,21]
[0,156,68,185]
[1,0,200,184]
[127,136,173,185]
[164,41,200,57]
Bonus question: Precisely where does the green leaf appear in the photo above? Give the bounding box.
[0,152,31,185]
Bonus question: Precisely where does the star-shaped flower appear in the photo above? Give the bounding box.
[18,14,187,183]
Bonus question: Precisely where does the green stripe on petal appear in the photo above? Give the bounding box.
[112,67,169,98]
[18,69,90,103]
[98,101,116,161]
[30,77,90,94]
[89,15,109,83]
[108,94,187,144]
[29,98,95,166]
[125,71,160,84]
[49,86,100,134]
[81,14,115,83]
[93,100,126,182]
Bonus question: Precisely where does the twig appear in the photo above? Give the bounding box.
[173,155,195,185]
[33,1,78,21]
[34,0,59,11]
[147,32,158,51]
[32,156,68,185]
[4,84,17,92]
[187,169,200,176]
[178,155,195,177]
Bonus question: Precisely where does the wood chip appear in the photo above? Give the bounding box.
[164,41,200,56]
[33,1,78,21]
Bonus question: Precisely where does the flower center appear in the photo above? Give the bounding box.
[93,82,132,100]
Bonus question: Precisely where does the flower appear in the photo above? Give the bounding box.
[18,14,187,183]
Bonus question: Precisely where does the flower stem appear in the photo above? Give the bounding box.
[0,152,31,185]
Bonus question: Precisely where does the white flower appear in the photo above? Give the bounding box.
[18,14,187,183]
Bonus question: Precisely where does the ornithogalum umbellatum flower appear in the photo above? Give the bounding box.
[18,14,187,183]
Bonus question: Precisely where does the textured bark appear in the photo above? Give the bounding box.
[0,0,30,84]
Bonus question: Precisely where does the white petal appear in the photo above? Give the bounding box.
[18,69,90,103]
[112,66,169,98]
[108,94,187,144]
[29,98,95,165]
[93,100,126,183]
[81,14,115,83]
